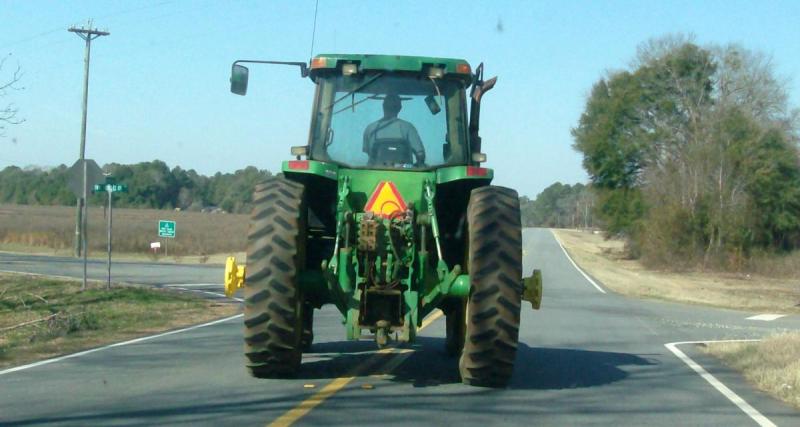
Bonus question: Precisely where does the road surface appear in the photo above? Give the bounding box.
[1,229,798,426]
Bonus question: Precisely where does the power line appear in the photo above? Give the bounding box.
[309,0,319,60]
[0,28,64,50]
[0,1,171,50]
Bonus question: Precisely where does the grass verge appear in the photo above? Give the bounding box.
[703,333,800,409]
[0,273,240,369]
[552,229,800,313]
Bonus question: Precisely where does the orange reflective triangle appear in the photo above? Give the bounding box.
[364,181,407,218]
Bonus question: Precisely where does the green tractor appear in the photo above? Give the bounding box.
[223,54,542,387]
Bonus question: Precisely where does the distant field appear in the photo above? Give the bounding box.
[0,204,248,262]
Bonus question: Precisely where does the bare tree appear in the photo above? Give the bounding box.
[0,53,24,137]
[712,44,792,122]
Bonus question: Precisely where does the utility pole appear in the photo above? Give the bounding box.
[69,21,109,289]
[69,21,109,259]
[106,181,113,290]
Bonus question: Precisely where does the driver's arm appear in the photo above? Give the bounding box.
[362,123,374,154]
[406,125,426,165]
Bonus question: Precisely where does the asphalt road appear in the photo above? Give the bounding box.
[1,228,798,426]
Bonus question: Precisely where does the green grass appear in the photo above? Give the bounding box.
[0,273,240,369]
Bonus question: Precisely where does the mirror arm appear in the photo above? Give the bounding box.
[468,63,497,160]
[232,60,309,78]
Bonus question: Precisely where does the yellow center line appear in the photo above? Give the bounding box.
[268,309,444,427]
[419,309,444,330]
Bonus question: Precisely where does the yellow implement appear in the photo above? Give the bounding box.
[224,257,246,297]
[522,269,543,310]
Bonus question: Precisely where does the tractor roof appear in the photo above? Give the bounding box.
[309,54,473,85]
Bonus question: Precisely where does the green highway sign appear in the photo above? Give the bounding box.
[158,220,176,238]
[93,183,128,193]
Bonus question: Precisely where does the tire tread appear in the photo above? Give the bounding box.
[459,185,523,388]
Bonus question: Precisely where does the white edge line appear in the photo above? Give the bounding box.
[0,272,243,302]
[169,286,243,302]
[0,314,243,377]
[664,340,776,427]
[550,230,606,294]
[200,290,244,302]
[746,314,787,321]
[0,269,101,283]
[164,283,221,288]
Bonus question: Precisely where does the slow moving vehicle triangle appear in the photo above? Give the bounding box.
[364,181,407,218]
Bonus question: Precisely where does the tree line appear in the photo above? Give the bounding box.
[0,160,272,214]
[520,182,594,229]
[572,35,800,268]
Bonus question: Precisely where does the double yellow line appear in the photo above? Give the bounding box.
[268,310,444,427]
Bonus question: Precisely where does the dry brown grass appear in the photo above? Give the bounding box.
[0,273,241,369]
[552,229,800,313]
[0,204,247,263]
[745,250,800,280]
[703,333,800,409]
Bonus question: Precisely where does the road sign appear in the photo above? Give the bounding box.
[67,159,104,197]
[93,183,128,193]
[158,220,176,238]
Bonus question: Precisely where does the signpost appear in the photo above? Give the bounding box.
[158,220,176,256]
[93,177,127,290]
[69,158,104,290]
[69,158,104,262]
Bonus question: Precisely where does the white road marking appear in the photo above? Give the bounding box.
[550,230,606,294]
[746,314,787,321]
[0,314,243,377]
[0,269,95,282]
[664,340,775,427]
[0,272,241,302]
[167,285,243,302]
[200,290,243,302]
[165,283,222,288]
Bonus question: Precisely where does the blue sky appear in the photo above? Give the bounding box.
[1,0,798,198]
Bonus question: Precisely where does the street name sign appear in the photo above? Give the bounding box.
[93,183,128,193]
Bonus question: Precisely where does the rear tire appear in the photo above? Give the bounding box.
[459,186,523,387]
[244,176,306,378]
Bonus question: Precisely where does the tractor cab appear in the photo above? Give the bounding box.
[230,54,492,170]
[305,56,472,171]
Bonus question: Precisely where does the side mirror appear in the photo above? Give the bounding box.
[471,76,497,104]
[230,64,249,96]
[424,95,441,115]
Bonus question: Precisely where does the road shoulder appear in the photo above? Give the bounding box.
[0,272,241,370]
[551,229,800,314]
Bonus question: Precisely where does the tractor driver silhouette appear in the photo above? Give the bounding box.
[363,94,425,166]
